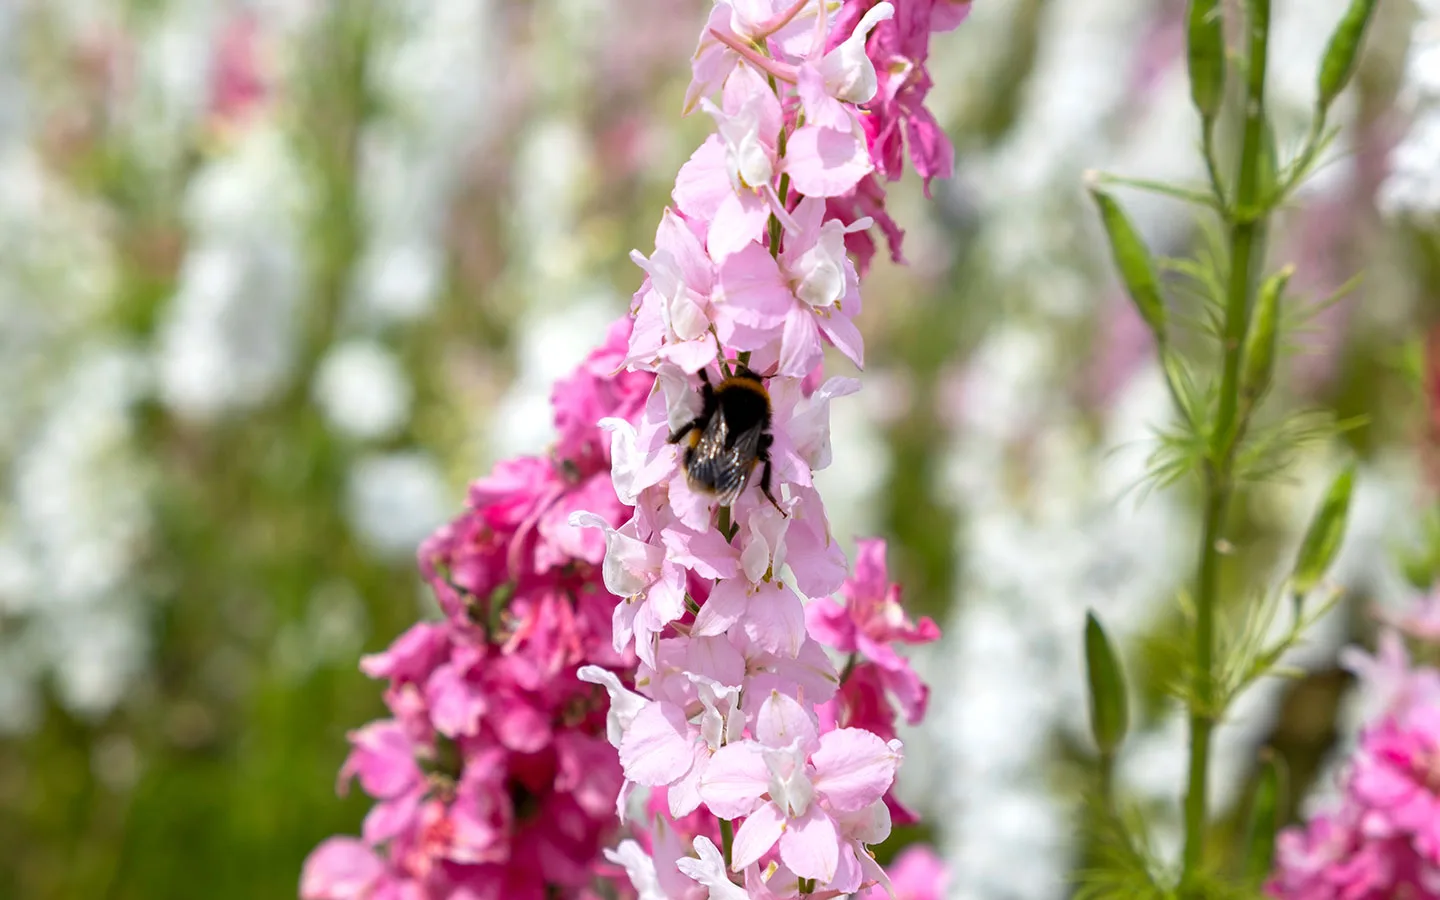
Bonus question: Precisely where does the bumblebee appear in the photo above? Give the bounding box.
[667,365,785,516]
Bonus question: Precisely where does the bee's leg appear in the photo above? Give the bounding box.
[667,418,699,445]
[756,434,786,517]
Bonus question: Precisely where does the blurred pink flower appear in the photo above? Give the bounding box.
[858,845,949,900]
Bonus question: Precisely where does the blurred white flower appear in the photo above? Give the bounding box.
[345,451,449,558]
[156,125,305,420]
[1381,7,1440,219]
[313,340,413,441]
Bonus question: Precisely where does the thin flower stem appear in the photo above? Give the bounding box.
[1182,0,1271,887]
[720,817,735,867]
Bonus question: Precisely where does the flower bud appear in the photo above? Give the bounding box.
[1292,463,1356,596]
[1187,0,1226,122]
[1088,184,1167,344]
[1084,611,1129,757]
[1240,266,1292,402]
[1317,0,1378,114]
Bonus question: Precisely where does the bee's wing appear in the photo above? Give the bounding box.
[710,419,764,507]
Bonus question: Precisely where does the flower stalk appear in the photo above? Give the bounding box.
[1183,0,1271,885]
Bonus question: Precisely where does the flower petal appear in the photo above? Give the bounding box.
[755,690,820,755]
[778,805,842,882]
[699,740,770,819]
[732,801,788,871]
[618,701,696,787]
[811,730,902,812]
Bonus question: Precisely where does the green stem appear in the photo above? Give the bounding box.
[1182,0,1271,886]
[1098,749,1117,814]
[720,817,735,867]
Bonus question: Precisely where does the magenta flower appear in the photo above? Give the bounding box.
[806,538,939,722]
[1269,650,1440,898]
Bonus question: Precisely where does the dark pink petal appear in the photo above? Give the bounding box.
[805,597,858,651]
[339,721,422,799]
[359,622,450,684]
[425,662,486,739]
[362,785,424,845]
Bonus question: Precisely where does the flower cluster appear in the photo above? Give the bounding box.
[825,0,970,272]
[1267,613,1440,900]
[300,320,653,900]
[571,2,949,897]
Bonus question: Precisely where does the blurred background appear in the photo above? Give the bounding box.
[1,0,1437,897]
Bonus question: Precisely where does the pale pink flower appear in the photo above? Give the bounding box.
[1377,588,1440,644]
[629,209,723,373]
[1340,629,1440,720]
[718,207,867,377]
[700,693,901,888]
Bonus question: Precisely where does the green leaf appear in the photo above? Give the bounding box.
[1085,611,1130,756]
[1292,463,1356,595]
[1088,184,1168,344]
[1242,752,1287,882]
[1317,0,1378,114]
[1240,266,1292,402]
[1187,0,1226,121]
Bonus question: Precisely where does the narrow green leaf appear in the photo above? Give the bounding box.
[1186,0,1225,121]
[1084,611,1130,756]
[1317,0,1378,113]
[1292,463,1356,595]
[1087,184,1168,343]
[1242,752,1287,882]
[1240,266,1293,402]
[1160,347,1200,430]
